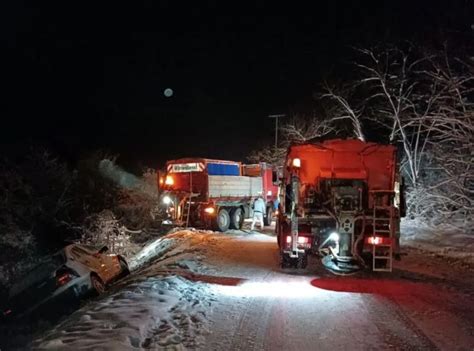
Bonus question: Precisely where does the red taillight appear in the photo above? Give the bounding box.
[56,272,72,286]
[367,236,381,245]
[286,236,309,244]
[298,236,309,244]
[366,236,391,245]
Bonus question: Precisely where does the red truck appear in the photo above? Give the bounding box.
[159,158,279,231]
[277,139,405,273]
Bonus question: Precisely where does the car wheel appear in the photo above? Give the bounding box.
[118,256,130,277]
[90,274,105,295]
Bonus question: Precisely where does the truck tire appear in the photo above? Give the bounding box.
[280,253,291,269]
[213,208,230,232]
[230,208,244,230]
[264,206,273,226]
[297,254,308,269]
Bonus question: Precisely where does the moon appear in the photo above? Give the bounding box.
[164,88,173,97]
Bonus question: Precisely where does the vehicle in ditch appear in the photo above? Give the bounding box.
[2,244,129,319]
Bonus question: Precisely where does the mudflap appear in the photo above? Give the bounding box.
[321,255,362,275]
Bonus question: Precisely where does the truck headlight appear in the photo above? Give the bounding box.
[204,207,215,214]
[164,175,174,186]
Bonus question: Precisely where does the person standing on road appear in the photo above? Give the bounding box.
[251,193,266,231]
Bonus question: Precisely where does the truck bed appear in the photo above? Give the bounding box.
[208,175,263,198]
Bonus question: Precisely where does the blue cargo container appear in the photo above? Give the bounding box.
[207,163,240,176]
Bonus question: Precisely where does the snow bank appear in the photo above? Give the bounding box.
[401,219,474,265]
[128,236,176,271]
[33,276,211,350]
[128,228,214,271]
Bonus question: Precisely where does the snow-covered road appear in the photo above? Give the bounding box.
[29,229,474,350]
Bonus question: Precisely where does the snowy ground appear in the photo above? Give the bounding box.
[2,221,473,350]
[401,219,474,265]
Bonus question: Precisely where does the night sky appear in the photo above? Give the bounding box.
[2,1,472,169]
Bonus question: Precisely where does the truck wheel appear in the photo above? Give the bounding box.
[264,206,273,226]
[213,208,230,232]
[297,254,308,269]
[230,208,244,230]
[280,253,291,268]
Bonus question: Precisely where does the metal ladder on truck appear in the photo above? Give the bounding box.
[370,191,395,272]
[179,171,194,228]
[179,196,191,227]
[178,195,196,228]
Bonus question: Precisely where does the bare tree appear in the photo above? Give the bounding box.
[418,54,474,225]
[280,115,336,142]
[335,47,427,187]
[321,84,366,141]
[323,45,473,225]
[247,115,336,167]
[247,143,287,167]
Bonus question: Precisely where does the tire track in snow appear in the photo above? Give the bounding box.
[362,294,440,350]
[227,271,275,351]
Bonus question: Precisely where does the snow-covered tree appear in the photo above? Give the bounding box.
[320,45,473,226]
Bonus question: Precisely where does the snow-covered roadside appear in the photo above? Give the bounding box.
[32,230,218,350]
[401,219,474,265]
[128,228,215,271]
[33,276,210,350]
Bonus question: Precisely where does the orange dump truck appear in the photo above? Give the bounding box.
[159,158,279,231]
[277,139,405,273]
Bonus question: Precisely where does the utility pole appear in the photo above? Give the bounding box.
[268,114,286,150]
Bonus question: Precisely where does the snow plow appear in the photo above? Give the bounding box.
[158,158,278,231]
[276,139,405,273]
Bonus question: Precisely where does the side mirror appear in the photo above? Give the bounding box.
[98,246,108,254]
